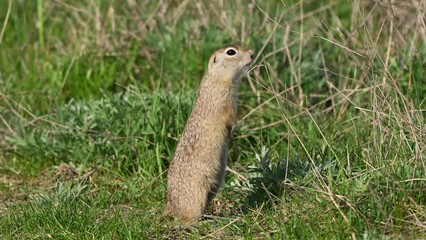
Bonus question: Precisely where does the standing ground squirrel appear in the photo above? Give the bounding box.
[163,45,254,224]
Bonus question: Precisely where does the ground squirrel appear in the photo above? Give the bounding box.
[163,45,254,224]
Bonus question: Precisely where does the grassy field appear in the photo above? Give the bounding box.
[1,0,425,238]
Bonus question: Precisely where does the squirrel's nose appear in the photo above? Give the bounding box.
[249,50,254,60]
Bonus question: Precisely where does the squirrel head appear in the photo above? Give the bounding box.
[206,45,254,85]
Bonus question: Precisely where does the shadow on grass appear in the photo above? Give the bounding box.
[233,147,328,209]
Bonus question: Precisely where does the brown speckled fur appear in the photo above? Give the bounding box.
[163,45,254,224]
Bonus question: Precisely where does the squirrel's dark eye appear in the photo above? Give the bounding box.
[226,49,237,56]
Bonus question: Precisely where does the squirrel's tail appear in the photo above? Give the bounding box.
[162,206,170,218]
[159,204,171,222]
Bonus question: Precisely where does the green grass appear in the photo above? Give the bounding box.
[1,0,425,239]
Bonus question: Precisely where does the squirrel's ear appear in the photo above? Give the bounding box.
[208,54,217,71]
